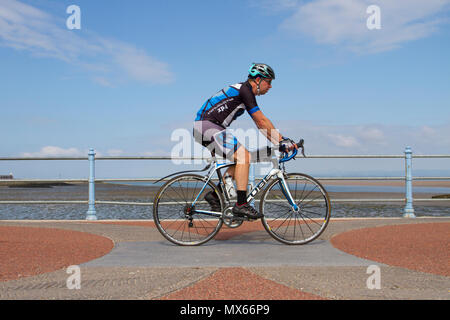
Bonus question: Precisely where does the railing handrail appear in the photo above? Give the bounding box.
[1,154,450,161]
[1,148,450,220]
[2,176,450,184]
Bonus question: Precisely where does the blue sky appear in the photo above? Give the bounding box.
[1,0,450,178]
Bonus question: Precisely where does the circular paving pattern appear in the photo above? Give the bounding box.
[1,220,448,301]
[330,222,450,276]
[0,226,114,281]
[160,267,325,300]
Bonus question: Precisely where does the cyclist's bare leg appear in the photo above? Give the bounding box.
[233,146,251,191]
[231,146,262,218]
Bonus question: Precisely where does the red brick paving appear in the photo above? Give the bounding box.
[0,226,114,281]
[160,267,325,300]
[330,222,450,276]
[1,221,448,300]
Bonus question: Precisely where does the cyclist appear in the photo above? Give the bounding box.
[193,63,297,219]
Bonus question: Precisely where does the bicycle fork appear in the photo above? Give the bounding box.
[248,168,299,211]
[277,172,299,211]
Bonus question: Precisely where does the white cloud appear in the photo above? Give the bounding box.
[0,0,174,85]
[327,133,360,148]
[21,146,85,157]
[280,0,450,53]
[106,149,124,156]
[357,126,386,144]
[92,76,114,88]
[140,150,172,157]
[20,146,117,157]
[420,126,437,138]
[108,41,173,84]
[261,119,450,155]
[249,0,301,13]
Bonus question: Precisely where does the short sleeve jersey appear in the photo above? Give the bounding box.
[195,80,260,128]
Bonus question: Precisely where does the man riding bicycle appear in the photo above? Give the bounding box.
[193,63,297,220]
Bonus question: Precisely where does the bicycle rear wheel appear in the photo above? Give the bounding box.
[153,174,224,245]
[260,173,331,245]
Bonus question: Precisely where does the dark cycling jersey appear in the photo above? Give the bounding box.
[195,80,260,128]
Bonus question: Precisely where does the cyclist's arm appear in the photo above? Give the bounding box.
[251,110,283,145]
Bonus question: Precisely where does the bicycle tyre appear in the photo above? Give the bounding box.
[260,173,331,245]
[153,173,224,246]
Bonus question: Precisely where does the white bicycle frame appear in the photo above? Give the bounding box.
[191,155,299,218]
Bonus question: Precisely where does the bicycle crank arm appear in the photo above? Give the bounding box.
[228,215,259,222]
[191,209,223,218]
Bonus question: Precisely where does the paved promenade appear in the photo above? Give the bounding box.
[0,217,449,300]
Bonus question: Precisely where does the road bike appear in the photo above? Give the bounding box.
[153,140,331,245]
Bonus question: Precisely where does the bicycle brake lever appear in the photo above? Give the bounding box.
[296,139,306,157]
[279,139,305,160]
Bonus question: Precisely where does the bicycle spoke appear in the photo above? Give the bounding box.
[191,180,200,203]
[282,212,294,240]
[166,185,188,206]
[272,209,294,233]
[261,173,330,245]
[297,192,324,209]
[153,174,223,245]
[169,219,187,239]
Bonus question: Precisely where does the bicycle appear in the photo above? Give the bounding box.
[153,139,331,246]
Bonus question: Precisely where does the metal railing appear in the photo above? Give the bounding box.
[1,146,449,220]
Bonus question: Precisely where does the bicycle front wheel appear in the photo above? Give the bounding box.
[153,174,224,246]
[260,173,331,245]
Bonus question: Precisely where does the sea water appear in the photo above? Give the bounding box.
[0,183,448,220]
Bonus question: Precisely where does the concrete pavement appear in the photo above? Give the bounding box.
[0,217,449,300]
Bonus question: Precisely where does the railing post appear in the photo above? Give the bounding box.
[86,148,97,220]
[403,146,415,218]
